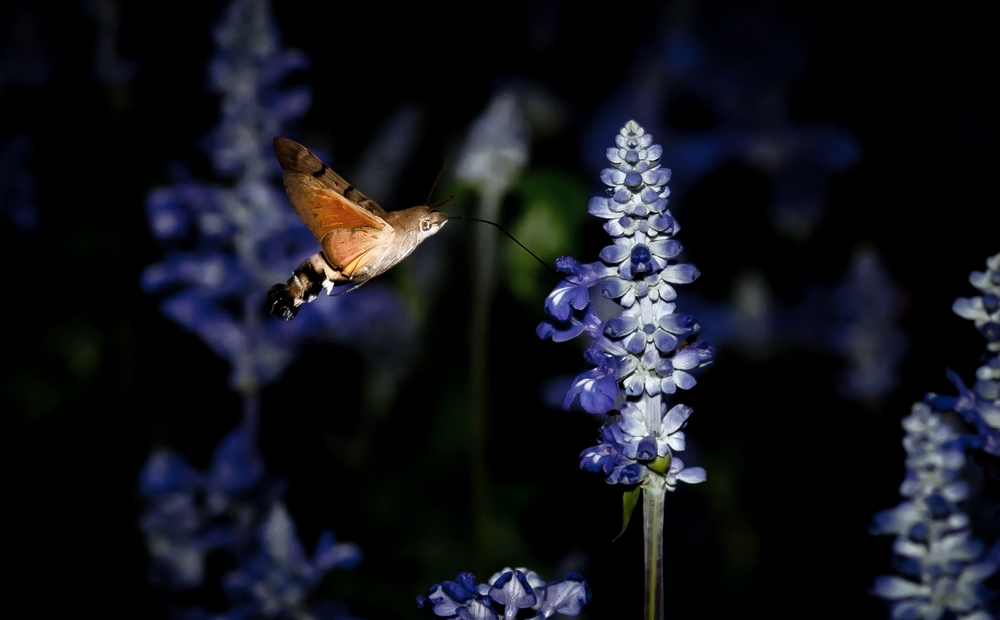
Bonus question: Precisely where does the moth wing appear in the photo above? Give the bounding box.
[320,228,385,276]
[273,136,391,241]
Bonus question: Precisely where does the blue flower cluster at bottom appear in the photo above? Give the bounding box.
[417,568,590,619]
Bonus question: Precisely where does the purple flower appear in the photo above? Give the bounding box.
[871,254,1000,617]
[539,121,711,487]
[871,403,998,618]
[142,0,412,392]
[140,426,361,618]
[418,568,590,619]
[941,253,1000,455]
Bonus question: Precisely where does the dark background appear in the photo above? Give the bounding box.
[4,0,997,618]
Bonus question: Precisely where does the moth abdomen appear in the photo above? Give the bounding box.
[265,252,340,320]
[265,283,300,321]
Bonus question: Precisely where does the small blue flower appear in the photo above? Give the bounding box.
[417,568,590,620]
[540,121,711,487]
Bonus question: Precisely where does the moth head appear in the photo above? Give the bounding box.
[415,207,448,240]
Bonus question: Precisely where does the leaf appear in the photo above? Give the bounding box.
[614,486,642,541]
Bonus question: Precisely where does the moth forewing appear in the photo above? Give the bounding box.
[266,136,449,320]
[272,137,390,240]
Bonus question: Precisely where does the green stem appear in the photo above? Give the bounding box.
[469,187,501,571]
[643,472,667,620]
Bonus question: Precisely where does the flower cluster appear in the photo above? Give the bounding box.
[870,403,999,619]
[141,0,410,391]
[832,248,908,403]
[141,427,362,619]
[417,568,590,619]
[538,121,711,487]
[947,253,1000,456]
[871,253,1000,618]
[139,3,369,618]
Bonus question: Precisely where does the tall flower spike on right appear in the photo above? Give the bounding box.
[870,402,1000,619]
[949,252,1000,456]
[870,253,1000,619]
[538,120,713,489]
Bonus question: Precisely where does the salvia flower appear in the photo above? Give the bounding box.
[141,427,361,618]
[539,120,712,488]
[871,403,999,619]
[142,0,411,392]
[871,254,1000,618]
[218,502,362,619]
[140,426,277,588]
[932,253,1000,456]
[832,247,908,403]
[951,253,1000,457]
[416,568,590,620]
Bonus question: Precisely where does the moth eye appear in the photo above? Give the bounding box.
[421,220,431,232]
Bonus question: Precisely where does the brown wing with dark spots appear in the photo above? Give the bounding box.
[272,136,391,241]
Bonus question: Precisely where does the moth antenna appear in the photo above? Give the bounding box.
[430,195,454,210]
[424,159,448,206]
[449,215,559,277]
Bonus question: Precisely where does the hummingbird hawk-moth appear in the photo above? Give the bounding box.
[266,136,448,320]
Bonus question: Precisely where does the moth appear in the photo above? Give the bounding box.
[267,136,448,320]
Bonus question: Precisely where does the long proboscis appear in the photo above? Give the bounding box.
[449,215,559,276]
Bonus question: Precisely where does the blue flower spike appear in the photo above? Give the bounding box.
[872,253,1000,618]
[539,120,711,489]
[538,120,711,618]
[417,568,590,620]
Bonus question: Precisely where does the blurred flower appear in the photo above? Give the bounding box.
[680,248,909,404]
[217,502,362,620]
[417,568,590,620]
[831,247,908,403]
[140,3,370,618]
[0,7,50,95]
[142,0,413,392]
[871,403,999,619]
[353,104,423,205]
[455,92,528,201]
[141,427,361,619]
[872,253,1000,617]
[140,426,282,589]
[84,0,135,86]
[539,120,711,488]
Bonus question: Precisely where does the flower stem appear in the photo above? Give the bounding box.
[643,472,666,620]
[469,187,501,570]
